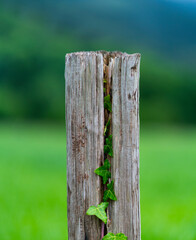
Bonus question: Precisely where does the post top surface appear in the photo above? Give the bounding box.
[65,51,141,59]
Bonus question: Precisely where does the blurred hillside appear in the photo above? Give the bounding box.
[0,0,196,123]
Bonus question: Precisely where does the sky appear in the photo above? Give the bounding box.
[167,0,196,2]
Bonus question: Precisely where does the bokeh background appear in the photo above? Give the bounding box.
[0,0,196,239]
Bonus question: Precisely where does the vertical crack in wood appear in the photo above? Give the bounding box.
[103,53,113,236]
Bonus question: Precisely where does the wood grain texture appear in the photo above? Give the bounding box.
[65,51,141,240]
[107,53,141,240]
[65,52,104,240]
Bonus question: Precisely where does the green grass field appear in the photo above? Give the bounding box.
[0,122,196,240]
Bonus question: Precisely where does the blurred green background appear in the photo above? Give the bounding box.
[0,0,196,239]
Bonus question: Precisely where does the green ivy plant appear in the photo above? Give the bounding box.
[94,159,111,184]
[103,180,117,202]
[104,119,110,136]
[104,135,113,157]
[86,202,109,224]
[103,233,128,240]
[104,95,112,112]
[86,78,127,239]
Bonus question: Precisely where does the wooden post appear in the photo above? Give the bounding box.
[65,51,141,240]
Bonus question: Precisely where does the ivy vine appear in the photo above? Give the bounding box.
[86,77,128,239]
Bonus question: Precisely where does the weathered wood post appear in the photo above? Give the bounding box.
[65,51,141,240]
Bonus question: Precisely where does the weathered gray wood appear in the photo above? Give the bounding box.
[107,53,141,240]
[65,52,104,240]
[65,51,141,240]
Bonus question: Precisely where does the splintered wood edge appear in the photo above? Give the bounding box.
[65,51,141,59]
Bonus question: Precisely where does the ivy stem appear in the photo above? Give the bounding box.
[101,222,105,239]
[101,180,107,239]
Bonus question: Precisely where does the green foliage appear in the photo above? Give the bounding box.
[103,180,117,202]
[104,95,112,113]
[86,202,109,224]
[94,159,111,184]
[102,233,128,240]
[104,135,113,157]
[0,8,78,120]
[104,119,111,136]
[1,2,196,124]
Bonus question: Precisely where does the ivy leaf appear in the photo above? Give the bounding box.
[86,202,109,224]
[104,95,112,112]
[104,119,111,136]
[103,180,117,202]
[104,135,113,157]
[94,159,111,184]
[102,232,128,240]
